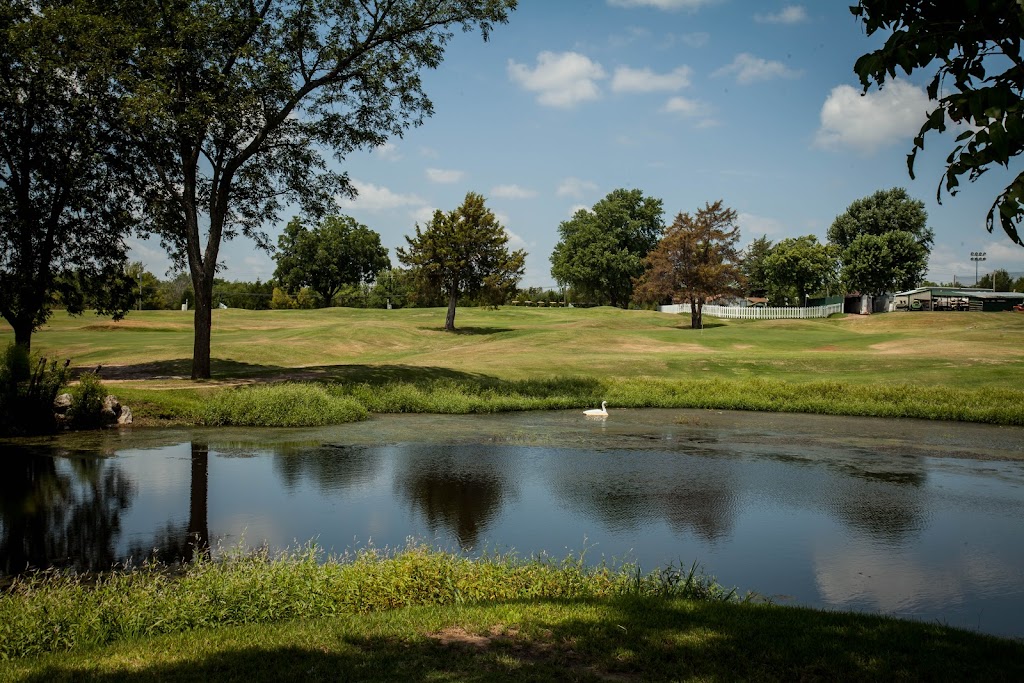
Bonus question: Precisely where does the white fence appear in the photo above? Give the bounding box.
[658,302,843,320]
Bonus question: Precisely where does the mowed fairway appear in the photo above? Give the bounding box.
[5,306,1023,390]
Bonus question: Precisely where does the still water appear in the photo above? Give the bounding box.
[2,409,1023,638]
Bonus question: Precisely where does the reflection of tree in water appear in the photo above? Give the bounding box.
[0,447,134,575]
[761,448,929,543]
[547,451,739,543]
[125,441,210,565]
[393,446,515,548]
[272,445,382,493]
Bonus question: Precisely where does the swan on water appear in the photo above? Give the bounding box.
[583,401,608,417]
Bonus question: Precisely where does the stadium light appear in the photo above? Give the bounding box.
[970,252,987,286]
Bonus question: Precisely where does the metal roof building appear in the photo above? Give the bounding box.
[892,287,1024,312]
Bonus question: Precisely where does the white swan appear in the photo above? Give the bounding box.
[583,401,608,417]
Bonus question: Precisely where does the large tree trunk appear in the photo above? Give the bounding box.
[12,319,32,351]
[191,279,213,379]
[689,297,703,329]
[186,441,210,562]
[445,291,458,331]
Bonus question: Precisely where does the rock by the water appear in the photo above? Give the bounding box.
[117,405,133,425]
[53,393,72,413]
[101,395,122,424]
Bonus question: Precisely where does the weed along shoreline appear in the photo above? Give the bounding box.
[3,307,1024,679]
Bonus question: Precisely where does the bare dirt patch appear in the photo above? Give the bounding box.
[616,341,710,354]
[813,345,841,352]
[732,344,753,350]
[869,339,1024,356]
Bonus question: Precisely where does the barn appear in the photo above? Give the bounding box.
[891,287,1024,312]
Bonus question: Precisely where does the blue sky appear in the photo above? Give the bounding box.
[130,0,1024,289]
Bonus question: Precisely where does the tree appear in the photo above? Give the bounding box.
[0,2,139,350]
[851,1,1024,245]
[397,192,525,331]
[98,0,515,378]
[368,267,413,309]
[978,269,1014,291]
[762,236,838,305]
[634,201,744,329]
[740,235,773,298]
[550,189,664,308]
[828,188,933,295]
[274,215,390,307]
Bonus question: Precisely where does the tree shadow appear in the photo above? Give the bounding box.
[19,597,1024,681]
[415,326,513,335]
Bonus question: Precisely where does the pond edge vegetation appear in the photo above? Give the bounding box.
[111,375,1024,428]
[1,544,1022,680]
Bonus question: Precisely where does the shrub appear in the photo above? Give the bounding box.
[202,383,368,427]
[0,343,70,436]
[67,372,108,429]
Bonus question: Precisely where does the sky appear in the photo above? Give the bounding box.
[128,0,1024,289]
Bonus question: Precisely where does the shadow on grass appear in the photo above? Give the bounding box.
[18,597,1024,682]
[93,360,499,383]
[93,361,604,400]
[415,326,514,336]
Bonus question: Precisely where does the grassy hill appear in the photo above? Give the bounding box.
[4,306,1024,424]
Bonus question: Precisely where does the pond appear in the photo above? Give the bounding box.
[3,409,1024,638]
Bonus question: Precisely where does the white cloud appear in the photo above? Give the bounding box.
[410,205,439,225]
[662,96,707,117]
[754,5,808,24]
[425,168,464,184]
[612,65,692,93]
[815,80,930,154]
[713,53,801,84]
[373,142,402,161]
[568,204,591,216]
[508,51,606,108]
[504,228,530,251]
[608,0,718,10]
[418,146,439,158]
[490,184,537,199]
[738,213,786,238]
[557,177,599,198]
[337,180,426,212]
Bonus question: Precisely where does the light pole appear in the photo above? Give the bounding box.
[970,252,987,286]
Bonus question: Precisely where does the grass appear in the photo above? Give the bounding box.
[1,549,1022,681]
[1,546,1022,681]
[0,543,734,661]
[5,306,1021,426]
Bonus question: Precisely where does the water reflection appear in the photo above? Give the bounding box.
[1,411,1023,637]
[393,445,518,548]
[272,445,382,494]
[0,447,134,574]
[544,450,738,542]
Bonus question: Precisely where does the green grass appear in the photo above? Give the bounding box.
[5,306,1024,425]
[0,544,733,661]
[2,552,1022,681]
[2,547,1022,681]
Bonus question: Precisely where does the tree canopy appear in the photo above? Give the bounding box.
[851,0,1024,245]
[274,215,390,307]
[828,188,933,295]
[93,0,516,378]
[634,200,743,329]
[761,236,837,306]
[397,192,525,331]
[0,2,138,350]
[740,235,773,298]
[550,189,664,308]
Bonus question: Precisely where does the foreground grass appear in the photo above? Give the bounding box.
[2,547,1022,682]
[3,591,1022,682]
[6,306,1024,426]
